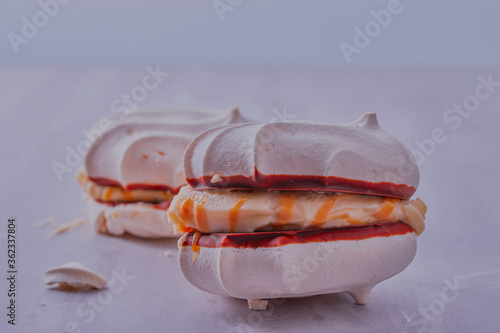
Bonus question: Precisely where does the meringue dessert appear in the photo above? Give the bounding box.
[168,113,427,309]
[78,108,249,238]
[44,262,107,290]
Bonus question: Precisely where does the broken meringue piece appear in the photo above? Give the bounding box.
[44,262,107,290]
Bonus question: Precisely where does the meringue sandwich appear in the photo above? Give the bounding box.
[168,113,427,308]
[78,108,249,238]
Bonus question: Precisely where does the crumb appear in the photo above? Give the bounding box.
[158,250,173,258]
[211,172,224,184]
[39,302,47,306]
[247,299,268,311]
[36,217,57,228]
[47,218,87,238]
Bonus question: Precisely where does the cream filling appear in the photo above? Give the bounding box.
[84,196,175,238]
[77,171,174,203]
[167,185,426,235]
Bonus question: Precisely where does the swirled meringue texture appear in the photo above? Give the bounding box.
[184,113,419,200]
[85,108,250,193]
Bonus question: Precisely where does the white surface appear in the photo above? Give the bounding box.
[1,65,500,332]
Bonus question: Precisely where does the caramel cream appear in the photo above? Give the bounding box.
[168,185,426,235]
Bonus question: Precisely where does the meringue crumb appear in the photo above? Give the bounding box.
[39,302,47,306]
[247,299,268,311]
[158,250,173,258]
[47,218,86,238]
[211,172,224,184]
[36,217,57,228]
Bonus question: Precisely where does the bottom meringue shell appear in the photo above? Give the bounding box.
[178,222,417,307]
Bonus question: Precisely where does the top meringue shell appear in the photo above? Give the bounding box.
[184,113,419,199]
[85,108,250,192]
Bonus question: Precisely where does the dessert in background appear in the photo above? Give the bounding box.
[78,108,249,238]
[168,113,427,309]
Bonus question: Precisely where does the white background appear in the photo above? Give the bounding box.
[1,0,500,67]
[1,1,499,333]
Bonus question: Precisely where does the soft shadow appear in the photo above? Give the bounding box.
[46,284,104,294]
[219,292,371,331]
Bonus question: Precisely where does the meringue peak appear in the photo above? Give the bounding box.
[350,113,380,129]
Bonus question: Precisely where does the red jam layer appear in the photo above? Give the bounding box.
[153,201,171,210]
[186,169,415,199]
[180,221,414,249]
[89,176,182,193]
[95,199,171,210]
